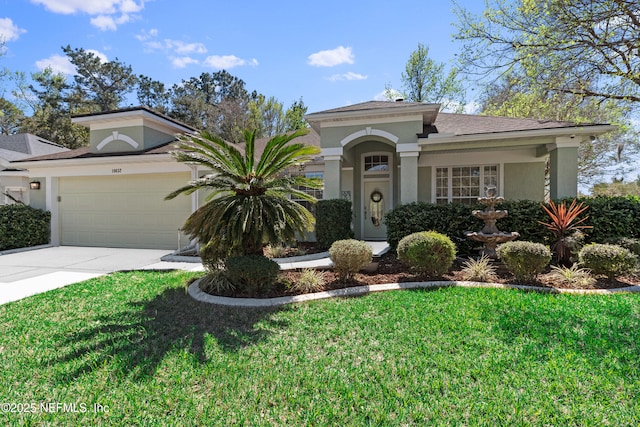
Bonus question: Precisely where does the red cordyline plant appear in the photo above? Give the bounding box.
[539,199,593,265]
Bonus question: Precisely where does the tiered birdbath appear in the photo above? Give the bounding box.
[464,186,519,258]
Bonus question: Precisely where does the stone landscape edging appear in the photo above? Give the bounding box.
[188,279,640,307]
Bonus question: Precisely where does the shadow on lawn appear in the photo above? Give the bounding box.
[46,276,290,382]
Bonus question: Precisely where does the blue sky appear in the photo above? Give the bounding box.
[0,0,484,114]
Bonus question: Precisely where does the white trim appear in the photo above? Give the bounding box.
[361,151,394,239]
[320,147,344,157]
[419,148,541,167]
[396,143,420,153]
[432,164,501,204]
[96,131,140,151]
[89,118,144,130]
[547,136,581,151]
[306,103,439,123]
[340,127,399,147]
[319,114,424,129]
[3,186,26,205]
[323,155,343,162]
[399,152,420,158]
[17,153,178,169]
[72,108,194,134]
[19,159,190,179]
[419,124,615,145]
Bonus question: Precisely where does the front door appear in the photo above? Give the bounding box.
[363,180,389,240]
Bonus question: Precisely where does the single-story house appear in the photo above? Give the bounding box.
[0,133,68,205]
[305,101,614,240]
[9,101,614,248]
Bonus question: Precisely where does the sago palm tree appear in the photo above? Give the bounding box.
[166,128,322,256]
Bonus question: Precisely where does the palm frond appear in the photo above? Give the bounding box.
[169,127,321,255]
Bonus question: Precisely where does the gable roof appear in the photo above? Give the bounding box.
[72,106,197,132]
[12,139,177,163]
[14,128,321,164]
[432,112,603,137]
[307,100,610,137]
[0,134,69,166]
[309,100,437,115]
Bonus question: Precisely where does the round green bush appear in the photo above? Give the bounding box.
[578,243,637,280]
[603,237,640,257]
[329,239,372,281]
[397,231,456,277]
[224,255,280,294]
[497,241,551,282]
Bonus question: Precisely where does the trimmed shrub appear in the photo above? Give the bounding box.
[603,237,640,257]
[397,231,456,277]
[225,255,280,294]
[0,204,50,251]
[385,200,550,255]
[578,243,637,280]
[497,241,551,282]
[316,199,354,249]
[329,239,372,281]
[384,196,640,257]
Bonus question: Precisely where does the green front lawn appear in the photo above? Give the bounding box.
[1,270,639,425]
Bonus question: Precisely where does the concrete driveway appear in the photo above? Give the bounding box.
[0,246,203,305]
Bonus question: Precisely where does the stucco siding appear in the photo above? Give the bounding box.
[504,162,545,201]
[418,166,432,202]
[29,177,47,210]
[320,120,422,150]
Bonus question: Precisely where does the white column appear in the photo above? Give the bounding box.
[397,143,420,204]
[321,148,344,200]
[45,176,60,246]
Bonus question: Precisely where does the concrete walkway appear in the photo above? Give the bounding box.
[274,241,390,270]
[0,241,389,305]
[0,246,204,305]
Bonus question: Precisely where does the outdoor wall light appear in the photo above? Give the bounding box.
[29,181,41,190]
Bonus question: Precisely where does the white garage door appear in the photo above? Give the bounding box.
[59,173,192,249]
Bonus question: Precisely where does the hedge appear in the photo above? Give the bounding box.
[315,199,354,249]
[384,196,640,255]
[575,196,640,243]
[384,200,551,253]
[0,204,50,251]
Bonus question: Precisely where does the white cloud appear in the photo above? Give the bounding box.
[203,55,258,70]
[86,49,108,63]
[0,18,26,42]
[171,56,199,68]
[135,28,157,41]
[166,40,207,55]
[136,30,207,59]
[92,13,134,30]
[90,14,117,30]
[326,72,368,82]
[307,46,354,67]
[35,49,107,74]
[31,0,148,30]
[35,54,76,75]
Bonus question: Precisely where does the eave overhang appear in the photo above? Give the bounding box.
[419,124,616,152]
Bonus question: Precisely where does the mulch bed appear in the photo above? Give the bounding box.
[203,251,639,299]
